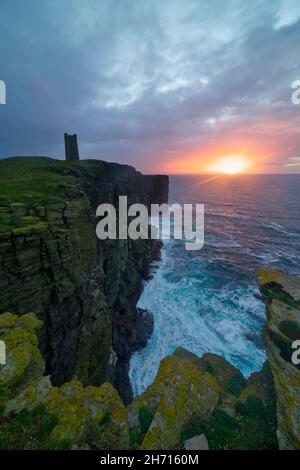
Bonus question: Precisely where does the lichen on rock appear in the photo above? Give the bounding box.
[0,311,44,400]
[258,267,300,450]
[0,311,128,449]
[128,354,220,449]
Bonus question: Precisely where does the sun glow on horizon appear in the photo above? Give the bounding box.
[207,155,250,175]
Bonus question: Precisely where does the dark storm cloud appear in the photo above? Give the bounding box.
[0,0,300,172]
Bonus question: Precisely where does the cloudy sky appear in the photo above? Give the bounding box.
[1,0,300,173]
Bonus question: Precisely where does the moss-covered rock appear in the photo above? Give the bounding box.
[128,354,220,450]
[258,267,300,309]
[173,348,246,417]
[3,378,128,449]
[174,348,246,396]
[0,405,60,450]
[237,362,276,415]
[0,310,128,449]
[258,268,300,450]
[203,407,277,450]
[0,312,44,400]
[200,353,246,398]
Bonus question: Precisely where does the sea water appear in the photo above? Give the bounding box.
[130,174,300,395]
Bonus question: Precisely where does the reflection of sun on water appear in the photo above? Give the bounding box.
[207,155,250,175]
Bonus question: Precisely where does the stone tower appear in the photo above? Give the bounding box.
[64,133,79,161]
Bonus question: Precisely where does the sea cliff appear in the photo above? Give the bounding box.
[258,268,300,450]
[0,157,168,403]
[0,157,299,450]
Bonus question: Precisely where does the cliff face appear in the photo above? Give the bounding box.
[0,312,129,450]
[0,157,168,403]
[258,268,300,450]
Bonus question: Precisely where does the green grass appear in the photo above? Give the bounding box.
[0,405,64,450]
[128,406,155,449]
[138,406,154,435]
[0,156,128,234]
[279,320,300,341]
[129,428,142,450]
[180,416,205,443]
[0,157,82,207]
[86,414,127,450]
[180,394,277,450]
[0,156,108,234]
[227,374,246,397]
[236,395,265,421]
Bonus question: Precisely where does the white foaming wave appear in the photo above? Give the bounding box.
[203,285,265,333]
[205,231,243,249]
[236,288,264,312]
[129,240,266,396]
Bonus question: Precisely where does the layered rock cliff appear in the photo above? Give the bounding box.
[0,157,168,403]
[258,268,300,450]
[0,312,129,449]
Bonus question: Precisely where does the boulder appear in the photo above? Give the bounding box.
[174,348,246,398]
[184,434,209,450]
[128,354,220,450]
[201,353,246,398]
[3,378,129,449]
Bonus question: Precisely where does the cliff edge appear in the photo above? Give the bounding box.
[0,157,168,403]
[258,268,300,450]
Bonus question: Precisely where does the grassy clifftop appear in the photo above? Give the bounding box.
[0,157,83,207]
[0,156,139,204]
[0,157,141,236]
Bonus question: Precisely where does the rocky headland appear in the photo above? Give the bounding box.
[0,157,299,450]
[0,157,168,404]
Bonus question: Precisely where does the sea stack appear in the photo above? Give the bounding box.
[64,133,79,161]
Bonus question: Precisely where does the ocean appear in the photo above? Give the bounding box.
[129,174,300,395]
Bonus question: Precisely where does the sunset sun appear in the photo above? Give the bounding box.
[207,155,250,175]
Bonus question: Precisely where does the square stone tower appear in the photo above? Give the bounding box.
[64,133,79,161]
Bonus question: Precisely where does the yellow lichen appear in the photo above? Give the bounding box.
[0,312,18,329]
[258,267,282,286]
